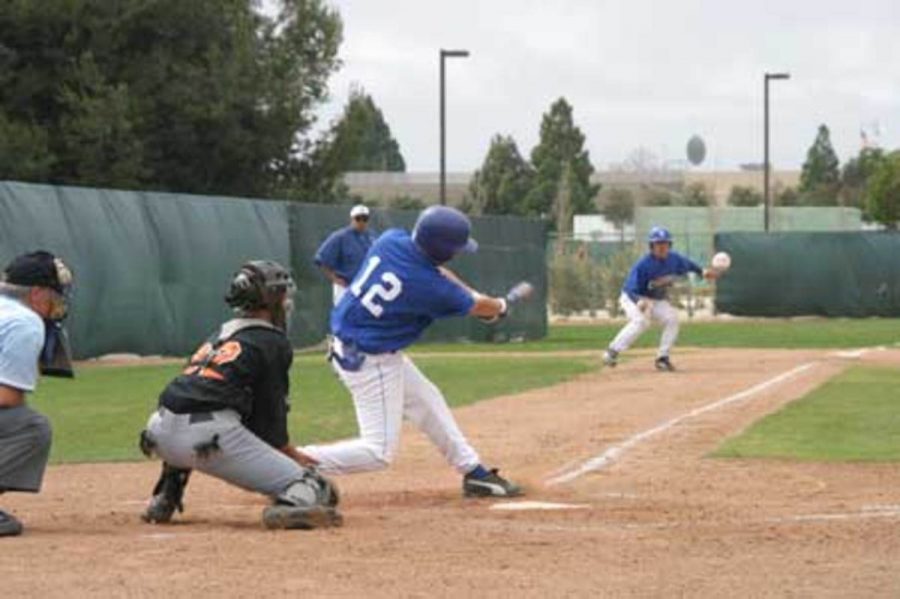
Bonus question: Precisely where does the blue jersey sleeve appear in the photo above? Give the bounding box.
[314,230,343,273]
[672,252,703,275]
[428,273,476,319]
[622,258,650,299]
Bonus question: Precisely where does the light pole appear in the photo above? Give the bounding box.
[440,49,469,205]
[764,72,790,232]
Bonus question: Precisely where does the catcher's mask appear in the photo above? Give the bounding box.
[224,260,296,331]
[2,251,76,378]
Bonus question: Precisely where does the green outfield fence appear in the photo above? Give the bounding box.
[0,181,548,359]
[715,231,900,317]
[552,206,874,318]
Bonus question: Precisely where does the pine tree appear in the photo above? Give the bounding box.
[799,124,841,204]
[326,87,406,172]
[466,134,532,215]
[526,98,599,220]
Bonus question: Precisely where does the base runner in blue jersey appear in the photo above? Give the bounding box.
[603,226,718,372]
[301,206,530,498]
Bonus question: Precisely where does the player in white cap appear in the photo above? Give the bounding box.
[314,205,377,305]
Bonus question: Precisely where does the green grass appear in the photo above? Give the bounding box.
[29,354,595,464]
[715,366,900,461]
[412,320,900,353]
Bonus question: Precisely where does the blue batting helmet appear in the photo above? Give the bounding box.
[412,206,479,264]
[647,226,673,245]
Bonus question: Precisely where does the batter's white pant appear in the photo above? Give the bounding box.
[332,283,347,306]
[609,293,680,358]
[301,347,481,475]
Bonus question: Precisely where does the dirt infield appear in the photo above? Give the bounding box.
[3,349,900,597]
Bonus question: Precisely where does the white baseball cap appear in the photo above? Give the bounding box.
[350,204,370,218]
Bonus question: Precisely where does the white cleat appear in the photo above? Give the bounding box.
[602,350,618,368]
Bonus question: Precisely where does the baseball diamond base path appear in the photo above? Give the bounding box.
[3,349,900,597]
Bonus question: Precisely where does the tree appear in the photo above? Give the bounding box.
[841,147,885,210]
[553,161,575,236]
[389,195,426,211]
[866,151,900,230]
[56,53,146,188]
[727,186,763,207]
[466,134,533,215]
[603,188,635,243]
[681,182,712,207]
[0,113,54,181]
[643,187,674,206]
[799,124,841,205]
[0,0,343,198]
[526,98,600,220]
[775,186,800,206]
[325,87,405,172]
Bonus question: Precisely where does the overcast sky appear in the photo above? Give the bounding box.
[305,0,899,172]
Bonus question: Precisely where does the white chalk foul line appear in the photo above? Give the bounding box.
[490,501,590,512]
[546,362,817,486]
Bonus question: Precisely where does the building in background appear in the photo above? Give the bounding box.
[343,170,802,208]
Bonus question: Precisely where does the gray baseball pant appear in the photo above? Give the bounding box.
[0,405,52,493]
[146,407,306,498]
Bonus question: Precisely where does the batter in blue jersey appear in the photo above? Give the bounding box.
[604,226,717,371]
[301,206,527,498]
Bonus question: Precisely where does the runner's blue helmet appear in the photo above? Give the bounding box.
[648,226,673,245]
[412,206,479,264]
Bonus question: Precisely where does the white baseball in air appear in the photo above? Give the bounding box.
[711,251,732,272]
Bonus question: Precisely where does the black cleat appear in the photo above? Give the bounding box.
[142,465,191,524]
[655,356,676,372]
[0,509,23,537]
[463,468,524,498]
[142,493,178,524]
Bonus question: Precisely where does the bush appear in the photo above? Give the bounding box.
[548,249,605,316]
[728,186,762,207]
[597,246,641,317]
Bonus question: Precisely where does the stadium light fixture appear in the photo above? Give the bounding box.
[764,72,791,232]
[440,49,470,205]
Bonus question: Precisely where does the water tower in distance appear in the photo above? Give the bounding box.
[686,135,706,167]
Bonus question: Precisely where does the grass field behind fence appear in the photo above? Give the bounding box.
[715,366,900,461]
[31,354,595,464]
[413,319,900,353]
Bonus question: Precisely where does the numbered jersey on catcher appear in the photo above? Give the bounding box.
[159,323,294,447]
[331,229,475,354]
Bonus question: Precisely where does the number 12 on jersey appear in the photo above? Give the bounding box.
[350,256,403,318]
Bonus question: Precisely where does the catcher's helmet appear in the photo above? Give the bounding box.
[225,260,295,324]
[412,206,478,264]
[647,226,673,245]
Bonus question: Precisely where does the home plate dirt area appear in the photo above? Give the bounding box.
[3,349,899,597]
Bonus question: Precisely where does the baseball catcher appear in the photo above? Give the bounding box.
[140,260,341,530]
[299,205,530,498]
[603,226,718,371]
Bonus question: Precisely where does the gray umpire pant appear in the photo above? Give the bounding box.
[146,407,305,498]
[0,405,52,493]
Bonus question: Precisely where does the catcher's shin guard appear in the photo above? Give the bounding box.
[142,464,191,524]
[263,469,342,530]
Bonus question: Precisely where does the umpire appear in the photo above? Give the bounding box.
[314,204,376,305]
[0,251,74,537]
